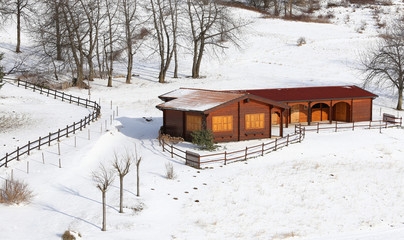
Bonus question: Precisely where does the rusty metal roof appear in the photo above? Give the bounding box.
[243,85,378,102]
[156,88,289,113]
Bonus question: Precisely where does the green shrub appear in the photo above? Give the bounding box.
[191,129,218,151]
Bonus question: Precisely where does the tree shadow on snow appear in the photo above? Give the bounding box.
[56,184,119,212]
[38,203,100,230]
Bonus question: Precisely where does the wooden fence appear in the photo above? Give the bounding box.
[295,114,402,134]
[0,79,101,168]
[161,130,305,168]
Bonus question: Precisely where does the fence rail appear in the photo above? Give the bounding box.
[0,79,101,168]
[295,114,402,134]
[161,130,305,168]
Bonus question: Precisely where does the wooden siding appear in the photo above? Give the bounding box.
[311,103,330,122]
[164,110,184,138]
[352,98,372,122]
[290,104,308,123]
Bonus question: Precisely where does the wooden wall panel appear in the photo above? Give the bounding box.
[352,98,372,122]
[164,110,184,138]
[184,112,204,141]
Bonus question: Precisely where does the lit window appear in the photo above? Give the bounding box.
[245,113,265,129]
[186,115,202,131]
[212,116,233,132]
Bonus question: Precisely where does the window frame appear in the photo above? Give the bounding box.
[245,113,265,130]
[212,115,233,133]
[186,115,202,132]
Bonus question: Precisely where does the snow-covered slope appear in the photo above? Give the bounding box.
[1,2,404,240]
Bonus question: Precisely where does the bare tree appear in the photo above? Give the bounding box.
[60,0,88,87]
[112,151,132,213]
[186,0,246,78]
[0,0,33,53]
[104,0,120,87]
[150,0,178,83]
[361,20,404,110]
[92,163,115,231]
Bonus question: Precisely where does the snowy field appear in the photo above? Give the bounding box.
[1,1,404,240]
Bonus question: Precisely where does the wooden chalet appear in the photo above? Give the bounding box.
[244,85,378,125]
[156,88,290,142]
[156,86,378,143]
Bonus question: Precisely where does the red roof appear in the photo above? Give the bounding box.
[242,85,378,102]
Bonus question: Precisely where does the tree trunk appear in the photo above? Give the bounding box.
[191,40,199,78]
[136,165,140,197]
[119,176,123,213]
[102,191,106,231]
[397,85,403,110]
[193,39,205,79]
[16,5,21,53]
[173,44,178,78]
[55,1,62,61]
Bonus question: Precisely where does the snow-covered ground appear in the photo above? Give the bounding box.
[1,1,404,240]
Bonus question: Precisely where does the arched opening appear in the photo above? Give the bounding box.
[290,104,308,123]
[311,103,330,122]
[332,102,351,122]
[271,111,280,125]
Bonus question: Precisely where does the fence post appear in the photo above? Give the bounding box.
[17,147,20,161]
[335,121,338,132]
[58,142,61,155]
[287,134,289,146]
[299,130,302,143]
[369,120,371,129]
[59,158,62,168]
[245,147,247,160]
[48,132,51,146]
[262,143,264,156]
[80,119,83,131]
[66,125,69,137]
[47,88,50,97]
[224,151,227,165]
[400,117,402,127]
[352,122,355,131]
[385,120,388,129]
[57,129,60,141]
[85,99,88,108]
[38,136,41,150]
[28,141,31,155]
[54,90,56,99]
[69,95,72,103]
[317,122,319,133]
[5,153,8,168]
[73,122,76,134]
[275,138,278,151]
[18,79,20,87]
[62,92,65,101]
[33,84,35,92]
[171,144,173,158]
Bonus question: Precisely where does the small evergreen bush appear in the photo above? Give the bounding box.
[191,129,218,151]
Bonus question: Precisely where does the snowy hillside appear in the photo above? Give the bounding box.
[1,1,404,240]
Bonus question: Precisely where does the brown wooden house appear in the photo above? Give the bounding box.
[244,85,378,125]
[156,89,290,142]
[157,86,378,143]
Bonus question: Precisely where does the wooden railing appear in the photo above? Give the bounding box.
[161,130,305,168]
[295,114,402,134]
[0,79,101,168]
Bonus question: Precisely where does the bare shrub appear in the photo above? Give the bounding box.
[0,178,34,205]
[158,129,184,145]
[165,162,176,180]
[297,37,306,46]
[61,230,82,240]
[282,14,331,24]
[0,112,30,132]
